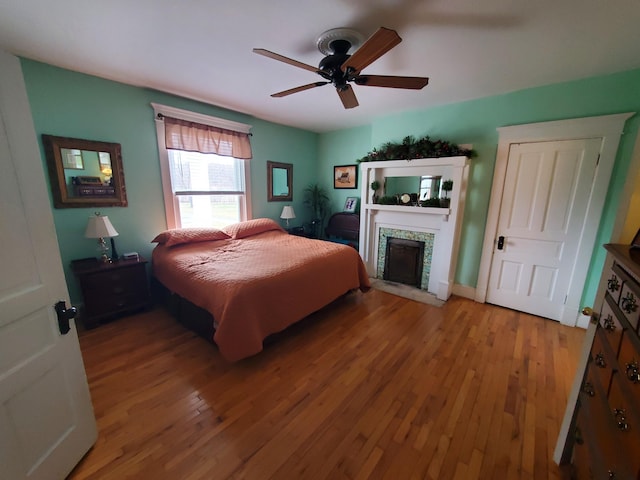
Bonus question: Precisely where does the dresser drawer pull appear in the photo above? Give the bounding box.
[607,471,616,479]
[621,292,637,314]
[581,382,595,397]
[574,426,583,445]
[603,314,616,332]
[607,275,620,293]
[594,352,607,368]
[613,408,629,431]
[626,361,640,384]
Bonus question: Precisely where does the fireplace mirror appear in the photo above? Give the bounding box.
[42,134,127,208]
[385,175,442,201]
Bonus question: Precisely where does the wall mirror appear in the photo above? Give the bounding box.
[385,175,442,200]
[42,134,127,208]
[267,160,293,202]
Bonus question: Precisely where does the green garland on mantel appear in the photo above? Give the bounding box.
[357,135,476,163]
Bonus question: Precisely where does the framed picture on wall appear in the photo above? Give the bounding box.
[334,164,358,189]
[343,196,359,213]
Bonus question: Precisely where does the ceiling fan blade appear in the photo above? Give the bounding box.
[271,82,329,98]
[253,48,320,73]
[341,27,402,74]
[354,75,429,89]
[337,85,359,109]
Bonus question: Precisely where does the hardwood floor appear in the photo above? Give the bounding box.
[69,289,585,479]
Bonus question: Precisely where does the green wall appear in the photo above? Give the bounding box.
[318,68,640,307]
[20,57,640,311]
[20,59,318,304]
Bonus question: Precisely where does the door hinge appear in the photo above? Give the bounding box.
[564,294,568,305]
[596,153,600,166]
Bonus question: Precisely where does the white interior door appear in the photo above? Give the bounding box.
[0,51,97,479]
[486,138,602,320]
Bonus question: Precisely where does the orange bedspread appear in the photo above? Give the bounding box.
[152,229,370,361]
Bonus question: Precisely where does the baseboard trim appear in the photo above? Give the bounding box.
[452,283,476,300]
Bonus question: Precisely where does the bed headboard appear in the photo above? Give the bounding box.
[325,212,360,241]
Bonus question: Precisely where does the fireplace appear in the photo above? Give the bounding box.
[377,228,434,290]
[384,237,425,287]
[358,156,470,301]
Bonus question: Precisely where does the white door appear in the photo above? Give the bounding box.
[486,138,602,320]
[0,51,97,479]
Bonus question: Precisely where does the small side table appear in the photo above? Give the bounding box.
[71,257,151,329]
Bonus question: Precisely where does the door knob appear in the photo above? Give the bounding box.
[581,306,598,324]
[497,236,505,250]
[54,300,77,335]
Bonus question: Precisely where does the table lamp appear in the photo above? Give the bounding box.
[280,206,296,227]
[85,213,119,262]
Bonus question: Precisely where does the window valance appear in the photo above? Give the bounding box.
[162,116,252,159]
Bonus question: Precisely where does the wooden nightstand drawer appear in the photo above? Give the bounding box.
[82,266,146,292]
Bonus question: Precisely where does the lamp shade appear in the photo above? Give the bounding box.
[85,215,119,239]
[280,206,296,220]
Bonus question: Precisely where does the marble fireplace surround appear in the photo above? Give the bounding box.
[358,156,470,301]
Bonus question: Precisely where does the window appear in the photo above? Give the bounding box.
[168,150,245,228]
[152,103,252,229]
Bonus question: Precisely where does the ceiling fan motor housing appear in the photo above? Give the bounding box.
[318,39,354,89]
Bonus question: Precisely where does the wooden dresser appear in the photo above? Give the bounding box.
[570,244,640,479]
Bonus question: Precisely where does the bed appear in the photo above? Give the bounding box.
[152,218,370,362]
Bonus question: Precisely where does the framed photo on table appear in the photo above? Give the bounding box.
[343,196,359,213]
[334,164,358,189]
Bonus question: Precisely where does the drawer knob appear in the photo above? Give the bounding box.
[621,292,638,314]
[581,382,595,397]
[574,426,584,445]
[626,361,640,384]
[594,352,607,368]
[607,275,620,293]
[603,314,616,332]
[608,471,616,479]
[613,408,629,431]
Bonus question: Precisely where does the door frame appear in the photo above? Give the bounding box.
[475,113,633,326]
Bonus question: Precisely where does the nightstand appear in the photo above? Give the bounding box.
[71,257,151,329]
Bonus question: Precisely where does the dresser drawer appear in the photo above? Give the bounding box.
[577,371,628,479]
[619,281,640,330]
[619,331,640,390]
[608,373,640,477]
[600,294,624,356]
[607,264,624,304]
[590,327,615,395]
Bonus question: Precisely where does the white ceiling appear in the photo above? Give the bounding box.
[1,0,639,133]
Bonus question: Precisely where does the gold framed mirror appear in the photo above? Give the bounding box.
[267,160,293,202]
[42,135,127,208]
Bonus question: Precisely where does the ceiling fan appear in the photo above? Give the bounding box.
[253,27,429,109]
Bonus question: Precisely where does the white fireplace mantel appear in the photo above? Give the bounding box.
[358,156,470,301]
